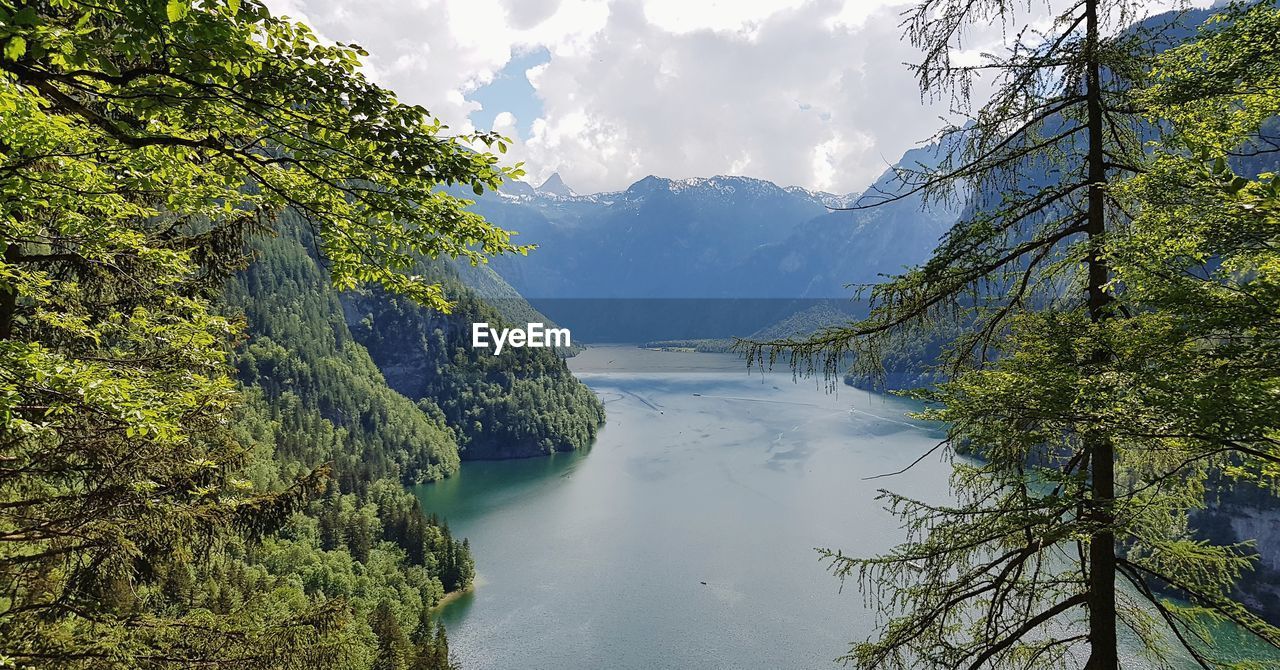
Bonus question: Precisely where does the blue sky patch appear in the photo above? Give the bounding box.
[468,46,550,139]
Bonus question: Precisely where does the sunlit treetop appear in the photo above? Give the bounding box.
[0,0,529,311]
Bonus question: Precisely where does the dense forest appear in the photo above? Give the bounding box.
[172,169,605,670]
[5,0,1280,668]
[344,266,603,460]
[0,1,600,667]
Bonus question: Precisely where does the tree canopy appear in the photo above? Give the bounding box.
[747,0,1280,667]
[0,0,524,666]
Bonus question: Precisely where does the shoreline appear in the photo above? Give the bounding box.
[433,581,477,612]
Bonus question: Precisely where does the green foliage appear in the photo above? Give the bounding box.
[641,338,736,352]
[212,216,485,669]
[0,0,526,310]
[229,217,462,487]
[841,321,962,392]
[1094,3,1280,661]
[345,268,604,460]
[0,0,522,666]
[748,1,1280,668]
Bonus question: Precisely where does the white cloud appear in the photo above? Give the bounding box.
[263,0,1218,194]
[826,0,907,29]
[261,0,608,137]
[642,0,809,36]
[516,0,958,193]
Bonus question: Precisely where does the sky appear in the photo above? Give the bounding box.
[262,0,1214,195]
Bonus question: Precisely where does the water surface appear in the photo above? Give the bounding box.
[418,345,950,669]
[415,346,1274,669]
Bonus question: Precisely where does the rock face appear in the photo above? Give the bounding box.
[1232,510,1280,574]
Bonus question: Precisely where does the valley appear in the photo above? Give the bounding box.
[418,346,953,669]
[7,1,1280,668]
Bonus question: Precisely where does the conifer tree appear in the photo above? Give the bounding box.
[750,0,1280,667]
[370,600,411,670]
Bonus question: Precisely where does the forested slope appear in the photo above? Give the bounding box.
[208,214,604,667]
[0,0,604,666]
[230,218,462,487]
[344,269,604,460]
[214,218,474,669]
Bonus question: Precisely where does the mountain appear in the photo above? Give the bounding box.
[233,212,604,465]
[448,258,584,353]
[464,146,956,342]
[342,268,605,460]
[728,143,959,298]
[536,171,577,197]
[477,174,837,300]
[220,216,478,666]
[205,208,609,666]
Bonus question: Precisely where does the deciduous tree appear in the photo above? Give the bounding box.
[0,0,521,665]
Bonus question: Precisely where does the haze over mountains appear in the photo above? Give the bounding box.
[475,143,957,303]
[455,142,957,341]
[470,4,1220,313]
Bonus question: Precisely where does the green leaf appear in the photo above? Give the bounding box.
[3,36,26,61]
[13,8,38,25]
[166,0,190,23]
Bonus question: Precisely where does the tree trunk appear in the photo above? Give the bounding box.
[0,242,17,341]
[1083,0,1118,667]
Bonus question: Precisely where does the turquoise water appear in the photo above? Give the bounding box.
[414,346,1279,669]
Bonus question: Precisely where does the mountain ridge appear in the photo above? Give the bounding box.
[468,141,957,342]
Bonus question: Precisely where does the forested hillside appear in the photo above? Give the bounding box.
[7,0,1280,667]
[230,216,462,488]
[345,282,604,460]
[747,3,1280,665]
[215,218,478,669]
[0,1,587,667]
[217,211,605,664]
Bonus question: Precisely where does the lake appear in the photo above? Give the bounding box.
[415,345,1274,669]
[416,345,951,669]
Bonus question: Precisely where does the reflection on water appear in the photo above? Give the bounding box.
[438,586,476,620]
